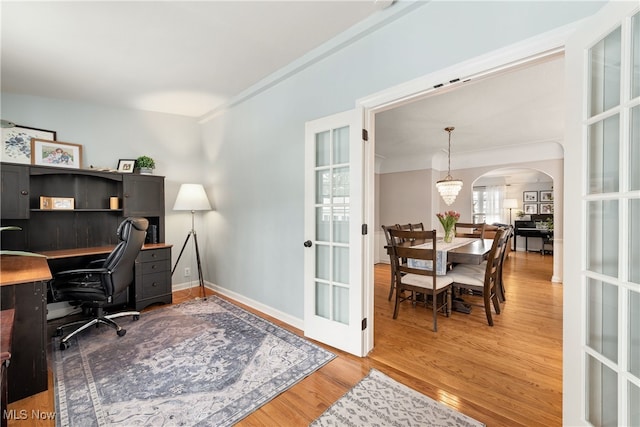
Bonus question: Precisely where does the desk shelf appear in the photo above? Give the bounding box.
[30,209,124,212]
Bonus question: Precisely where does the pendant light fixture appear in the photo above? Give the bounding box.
[436,126,463,206]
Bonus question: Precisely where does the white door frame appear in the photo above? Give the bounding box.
[355,22,582,355]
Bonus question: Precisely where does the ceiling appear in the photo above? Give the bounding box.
[374,54,564,181]
[1,1,392,118]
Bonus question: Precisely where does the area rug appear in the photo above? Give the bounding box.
[53,296,335,426]
[310,369,485,427]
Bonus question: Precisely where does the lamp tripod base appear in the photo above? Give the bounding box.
[171,229,207,300]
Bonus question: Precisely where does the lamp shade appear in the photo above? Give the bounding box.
[503,198,518,209]
[173,184,211,211]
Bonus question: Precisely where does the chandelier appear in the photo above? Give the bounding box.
[435,126,463,206]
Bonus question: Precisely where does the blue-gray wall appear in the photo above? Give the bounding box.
[1,1,605,324]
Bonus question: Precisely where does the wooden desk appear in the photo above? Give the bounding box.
[1,309,15,427]
[41,243,173,311]
[0,255,51,403]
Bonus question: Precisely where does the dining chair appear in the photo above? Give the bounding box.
[448,227,507,326]
[454,222,486,239]
[410,222,424,231]
[381,224,401,300]
[388,228,453,332]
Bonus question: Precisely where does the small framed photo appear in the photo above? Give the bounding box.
[540,191,553,202]
[524,203,538,214]
[523,191,538,202]
[540,203,554,214]
[40,196,74,210]
[117,159,136,173]
[31,138,82,169]
[1,125,57,164]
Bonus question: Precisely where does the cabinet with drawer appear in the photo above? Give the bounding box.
[133,245,172,310]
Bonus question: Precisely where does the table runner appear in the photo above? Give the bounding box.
[407,237,476,275]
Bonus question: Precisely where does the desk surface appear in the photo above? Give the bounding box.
[0,255,52,287]
[39,243,173,259]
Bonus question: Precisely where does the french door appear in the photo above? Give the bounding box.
[303,109,367,356]
[565,2,639,425]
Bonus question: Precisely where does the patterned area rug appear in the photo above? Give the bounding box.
[311,369,485,427]
[53,296,335,426]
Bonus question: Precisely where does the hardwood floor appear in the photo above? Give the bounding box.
[7,251,561,426]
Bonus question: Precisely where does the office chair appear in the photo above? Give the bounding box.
[50,217,149,350]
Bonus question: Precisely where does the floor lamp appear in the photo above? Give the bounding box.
[504,198,519,225]
[172,183,212,300]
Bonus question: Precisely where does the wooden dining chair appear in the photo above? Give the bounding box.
[448,228,507,326]
[382,224,401,300]
[410,222,424,231]
[454,222,486,239]
[388,228,453,332]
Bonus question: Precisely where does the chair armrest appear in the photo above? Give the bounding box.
[86,259,106,268]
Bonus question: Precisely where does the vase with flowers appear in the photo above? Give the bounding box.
[436,211,460,243]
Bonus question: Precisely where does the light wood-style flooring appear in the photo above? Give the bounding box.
[7,251,561,426]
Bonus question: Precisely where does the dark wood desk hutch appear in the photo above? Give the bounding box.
[0,162,172,402]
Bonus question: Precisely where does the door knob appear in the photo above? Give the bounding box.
[303,240,313,247]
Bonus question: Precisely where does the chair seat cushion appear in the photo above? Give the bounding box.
[449,265,485,287]
[402,273,453,290]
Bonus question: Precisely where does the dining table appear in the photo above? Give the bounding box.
[386,237,493,273]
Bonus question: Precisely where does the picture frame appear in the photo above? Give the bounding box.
[31,138,82,169]
[117,159,136,173]
[523,191,538,202]
[540,190,553,202]
[40,196,74,210]
[1,125,57,164]
[540,203,554,214]
[523,203,538,214]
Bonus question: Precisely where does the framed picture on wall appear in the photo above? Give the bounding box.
[523,191,538,202]
[524,203,538,214]
[540,190,553,202]
[540,203,554,214]
[31,138,82,169]
[1,125,57,164]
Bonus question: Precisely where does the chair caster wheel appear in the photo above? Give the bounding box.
[133,315,140,321]
[60,341,69,351]
[55,328,64,337]
[117,329,126,337]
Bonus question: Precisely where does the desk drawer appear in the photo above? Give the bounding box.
[139,271,171,300]
[141,259,170,275]
[139,247,170,263]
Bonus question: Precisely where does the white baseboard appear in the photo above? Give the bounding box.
[171,281,304,331]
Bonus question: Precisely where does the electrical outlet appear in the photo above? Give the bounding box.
[184,267,191,277]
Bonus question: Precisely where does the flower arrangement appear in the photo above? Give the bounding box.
[436,210,460,243]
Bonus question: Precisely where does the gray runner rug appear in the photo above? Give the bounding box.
[311,369,485,427]
[53,296,335,426]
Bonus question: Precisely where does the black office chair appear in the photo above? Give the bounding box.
[50,217,149,350]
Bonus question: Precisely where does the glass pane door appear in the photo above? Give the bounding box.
[304,109,365,356]
[583,9,640,427]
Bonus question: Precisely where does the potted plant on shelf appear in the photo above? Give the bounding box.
[135,156,155,174]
